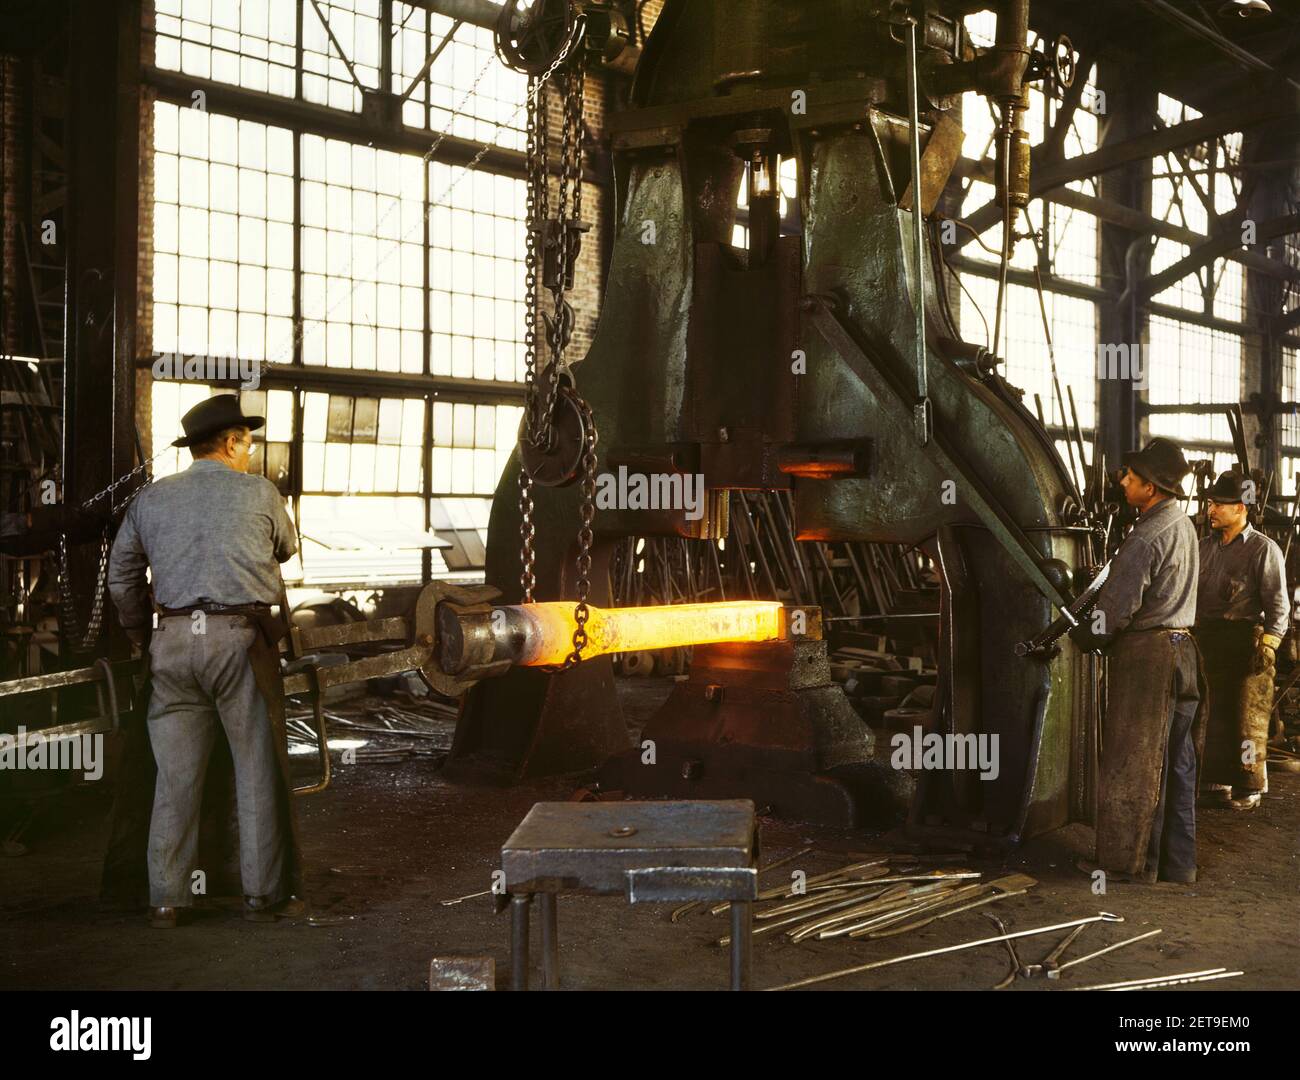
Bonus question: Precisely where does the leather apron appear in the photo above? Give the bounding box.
[1095,629,1207,876]
[1193,619,1272,792]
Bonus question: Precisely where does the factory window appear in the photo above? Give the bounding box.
[422,9,528,152]
[299,391,425,494]
[1146,316,1241,447]
[1149,97,1245,317]
[430,401,523,496]
[428,163,529,382]
[1281,346,1300,497]
[299,135,427,372]
[152,103,296,365]
[154,0,298,98]
[959,276,1097,491]
[297,494,426,584]
[301,0,381,113]
[153,2,526,141]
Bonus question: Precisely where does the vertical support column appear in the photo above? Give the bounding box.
[1095,62,1154,468]
[1244,133,1296,486]
[63,0,142,661]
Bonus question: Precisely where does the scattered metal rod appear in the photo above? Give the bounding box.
[672,845,813,922]
[756,885,875,921]
[867,882,1030,939]
[794,891,948,943]
[1070,968,1242,992]
[440,889,493,907]
[765,912,1126,991]
[806,888,972,940]
[987,913,1022,990]
[1027,921,1089,978]
[716,888,905,946]
[833,884,983,941]
[1046,928,1163,979]
[867,889,1025,942]
[709,860,889,913]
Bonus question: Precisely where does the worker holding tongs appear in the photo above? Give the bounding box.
[1069,438,1205,886]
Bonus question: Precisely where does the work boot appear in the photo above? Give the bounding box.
[1074,857,1157,885]
[150,906,179,929]
[243,895,307,923]
[1159,867,1197,884]
[1228,790,1262,811]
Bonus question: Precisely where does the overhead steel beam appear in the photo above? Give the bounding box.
[1134,0,1300,94]
[957,97,1300,248]
[953,159,1300,282]
[136,358,527,407]
[420,0,501,30]
[142,66,607,186]
[1139,211,1300,301]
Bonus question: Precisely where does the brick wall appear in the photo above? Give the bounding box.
[1,54,28,357]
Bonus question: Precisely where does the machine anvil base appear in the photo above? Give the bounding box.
[599,639,912,827]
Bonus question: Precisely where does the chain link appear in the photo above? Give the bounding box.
[562,394,599,667]
[58,529,110,651]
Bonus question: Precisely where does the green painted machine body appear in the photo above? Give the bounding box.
[452,0,1099,841]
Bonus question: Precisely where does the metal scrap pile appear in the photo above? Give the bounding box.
[672,849,1243,991]
[284,698,459,764]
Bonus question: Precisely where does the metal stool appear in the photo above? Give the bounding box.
[501,799,758,991]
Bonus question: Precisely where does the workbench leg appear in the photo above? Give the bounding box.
[539,892,559,990]
[730,900,752,991]
[510,893,532,991]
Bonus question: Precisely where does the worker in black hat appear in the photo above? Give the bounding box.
[104,394,306,927]
[1070,437,1204,885]
[1194,471,1288,811]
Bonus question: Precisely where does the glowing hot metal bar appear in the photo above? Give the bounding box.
[438,600,787,674]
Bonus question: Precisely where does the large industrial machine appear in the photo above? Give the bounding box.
[1,0,1108,852]
[443,0,1105,844]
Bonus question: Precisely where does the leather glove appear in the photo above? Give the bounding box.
[1251,632,1281,676]
[123,625,149,650]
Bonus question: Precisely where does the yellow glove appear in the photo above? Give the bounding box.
[1252,631,1281,675]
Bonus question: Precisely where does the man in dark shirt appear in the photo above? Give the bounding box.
[1071,438,1201,885]
[1195,471,1289,811]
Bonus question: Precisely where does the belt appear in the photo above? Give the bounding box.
[157,602,272,618]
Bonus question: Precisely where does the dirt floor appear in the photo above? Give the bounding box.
[2,677,1297,992]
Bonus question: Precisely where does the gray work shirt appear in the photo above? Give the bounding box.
[108,460,298,630]
[1092,496,1198,637]
[1196,524,1289,638]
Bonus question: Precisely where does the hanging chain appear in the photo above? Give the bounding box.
[515,18,601,667]
[564,393,599,666]
[58,529,110,651]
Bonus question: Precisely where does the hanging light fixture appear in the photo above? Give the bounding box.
[1217,0,1273,18]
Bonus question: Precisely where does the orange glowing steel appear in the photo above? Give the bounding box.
[513,601,785,667]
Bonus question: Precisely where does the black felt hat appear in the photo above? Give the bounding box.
[1206,470,1252,504]
[172,394,264,448]
[1122,437,1190,496]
